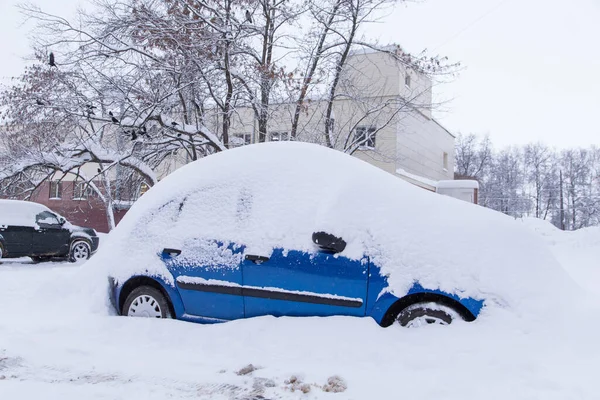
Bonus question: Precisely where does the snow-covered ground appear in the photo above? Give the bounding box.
[1,216,599,399]
[520,217,600,297]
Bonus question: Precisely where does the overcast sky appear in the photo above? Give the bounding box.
[1,0,598,149]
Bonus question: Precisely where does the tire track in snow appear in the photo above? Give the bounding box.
[0,351,285,399]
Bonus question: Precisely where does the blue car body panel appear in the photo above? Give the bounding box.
[242,249,368,318]
[110,242,485,324]
[165,241,246,320]
[112,273,187,319]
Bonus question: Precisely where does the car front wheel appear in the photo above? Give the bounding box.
[122,286,172,319]
[396,302,463,328]
[69,240,91,262]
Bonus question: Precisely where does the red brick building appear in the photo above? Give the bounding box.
[27,180,130,233]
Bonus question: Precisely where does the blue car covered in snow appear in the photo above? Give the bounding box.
[110,233,484,327]
[102,143,494,328]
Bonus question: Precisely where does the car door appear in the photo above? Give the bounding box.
[31,211,71,256]
[0,224,34,256]
[242,248,368,318]
[165,239,246,321]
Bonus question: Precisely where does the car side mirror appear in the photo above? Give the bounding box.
[162,248,182,258]
[58,217,66,225]
[312,231,346,253]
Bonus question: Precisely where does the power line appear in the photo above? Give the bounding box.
[433,0,514,52]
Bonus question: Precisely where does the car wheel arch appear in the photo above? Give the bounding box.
[380,292,476,328]
[70,236,92,247]
[119,276,176,318]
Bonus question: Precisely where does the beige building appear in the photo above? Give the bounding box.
[208,49,456,192]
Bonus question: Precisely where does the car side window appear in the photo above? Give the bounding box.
[36,211,60,226]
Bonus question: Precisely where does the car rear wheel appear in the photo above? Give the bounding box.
[69,240,91,262]
[396,302,463,328]
[122,286,172,319]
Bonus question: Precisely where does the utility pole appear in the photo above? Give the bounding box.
[559,169,565,230]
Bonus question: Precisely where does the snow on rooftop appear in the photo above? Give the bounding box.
[0,200,51,227]
[395,168,438,188]
[0,199,49,212]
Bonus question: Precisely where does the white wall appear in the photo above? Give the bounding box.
[342,51,401,98]
[395,111,455,181]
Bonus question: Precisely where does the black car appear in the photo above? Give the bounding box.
[0,200,100,262]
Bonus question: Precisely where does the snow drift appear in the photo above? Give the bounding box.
[520,217,600,297]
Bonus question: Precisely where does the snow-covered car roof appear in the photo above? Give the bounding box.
[0,199,52,227]
[93,142,579,318]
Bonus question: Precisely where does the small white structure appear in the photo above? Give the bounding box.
[436,180,479,204]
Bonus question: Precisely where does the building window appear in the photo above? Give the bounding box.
[443,152,449,170]
[73,182,93,200]
[49,181,62,199]
[270,131,289,142]
[232,133,252,147]
[405,73,411,88]
[354,126,377,149]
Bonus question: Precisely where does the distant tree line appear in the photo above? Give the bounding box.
[455,134,600,230]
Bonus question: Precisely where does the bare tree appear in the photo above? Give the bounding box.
[561,148,592,230]
[455,135,600,229]
[455,133,492,180]
[523,143,555,219]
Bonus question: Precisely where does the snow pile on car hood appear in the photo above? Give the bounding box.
[89,142,579,318]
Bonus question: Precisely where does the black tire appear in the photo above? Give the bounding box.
[0,242,4,259]
[122,285,172,319]
[69,240,91,262]
[396,302,462,327]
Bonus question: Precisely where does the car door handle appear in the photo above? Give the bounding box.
[245,254,269,264]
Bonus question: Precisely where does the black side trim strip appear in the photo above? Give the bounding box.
[176,281,363,308]
[177,281,242,296]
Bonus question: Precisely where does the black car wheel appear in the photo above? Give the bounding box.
[122,286,172,319]
[396,302,462,327]
[0,243,4,259]
[69,240,91,262]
